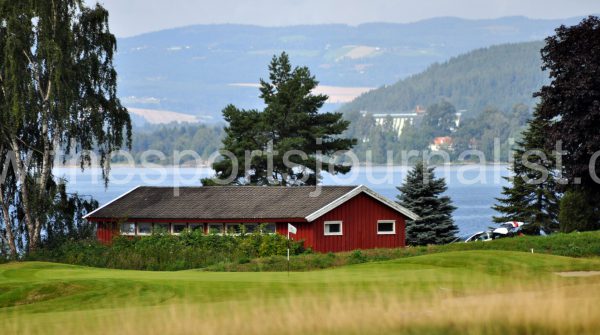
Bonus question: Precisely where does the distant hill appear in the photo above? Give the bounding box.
[339,41,548,115]
[114,16,582,121]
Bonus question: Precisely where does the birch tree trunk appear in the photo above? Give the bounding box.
[0,144,17,258]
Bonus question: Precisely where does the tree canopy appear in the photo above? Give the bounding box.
[0,0,131,256]
[535,16,600,195]
[396,161,458,245]
[211,52,356,186]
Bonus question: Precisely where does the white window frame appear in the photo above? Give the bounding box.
[377,220,396,235]
[137,222,153,236]
[324,221,343,236]
[171,223,188,235]
[120,222,136,236]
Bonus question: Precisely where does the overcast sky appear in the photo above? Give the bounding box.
[87,0,600,37]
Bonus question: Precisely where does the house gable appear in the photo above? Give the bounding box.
[304,185,419,222]
[309,192,408,252]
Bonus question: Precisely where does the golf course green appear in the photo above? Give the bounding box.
[2,250,600,334]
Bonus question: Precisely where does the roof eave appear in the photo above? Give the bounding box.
[83,186,141,220]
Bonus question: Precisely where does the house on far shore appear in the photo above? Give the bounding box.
[84,185,419,253]
[429,136,454,152]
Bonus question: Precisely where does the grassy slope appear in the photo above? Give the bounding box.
[2,250,600,334]
[209,231,600,271]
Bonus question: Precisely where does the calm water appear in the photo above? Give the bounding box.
[54,165,510,235]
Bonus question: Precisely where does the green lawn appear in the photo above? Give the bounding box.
[2,250,600,334]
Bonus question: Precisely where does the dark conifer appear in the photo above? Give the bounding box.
[492,107,560,234]
[397,161,458,245]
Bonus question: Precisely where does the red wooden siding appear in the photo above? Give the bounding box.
[310,193,406,252]
[92,192,408,252]
[96,221,119,244]
[276,222,315,250]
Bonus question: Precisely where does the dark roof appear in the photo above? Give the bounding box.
[86,186,359,221]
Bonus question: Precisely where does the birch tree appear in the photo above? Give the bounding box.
[0,0,131,253]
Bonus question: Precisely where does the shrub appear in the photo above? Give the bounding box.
[28,230,600,272]
[28,231,304,271]
[559,190,598,233]
[347,250,367,264]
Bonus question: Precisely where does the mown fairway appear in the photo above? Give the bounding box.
[2,250,600,335]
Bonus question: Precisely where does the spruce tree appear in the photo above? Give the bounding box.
[492,107,560,234]
[396,161,458,245]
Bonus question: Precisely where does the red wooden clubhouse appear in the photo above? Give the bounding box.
[84,185,419,252]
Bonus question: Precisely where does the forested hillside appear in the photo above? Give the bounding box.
[338,41,548,164]
[339,41,547,114]
[115,17,580,119]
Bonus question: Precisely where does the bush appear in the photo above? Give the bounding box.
[347,250,367,264]
[206,231,600,272]
[27,230,600,272]
[28,230,304,271]
[559,190,598,233]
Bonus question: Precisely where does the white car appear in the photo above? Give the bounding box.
[493,221,525,236]
[457,231,495,243]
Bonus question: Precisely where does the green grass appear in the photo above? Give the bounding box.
[27,231,600,272]
[209,231,600,271]
[2,250,600,334]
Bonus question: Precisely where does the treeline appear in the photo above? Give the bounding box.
[344,101,530,164]
[124,101,530,166]
[127,123,225,164]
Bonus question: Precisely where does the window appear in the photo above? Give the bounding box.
[189,223,204,233]
[154,223,170,233]
[324,221,343,236]
[137,223,152,235]
[261,223,276,234]
[208,224,224,234]
[243,224,258,234]
[120,223,136,235]
[377,220,396,235]
[226,224,241,235]
[172,223,187,235]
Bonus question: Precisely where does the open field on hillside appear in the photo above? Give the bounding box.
[229,83,373,103]
[127,108,200,124]
[2,250,600,334]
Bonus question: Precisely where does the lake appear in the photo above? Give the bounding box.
[54,165,510,235]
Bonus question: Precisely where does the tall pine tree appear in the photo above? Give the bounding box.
[396,161,458,245]
[492,107,560,234]
[211,52,356,185]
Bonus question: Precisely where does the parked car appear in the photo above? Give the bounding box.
[455,222,527,243]
[455,231,495,243]
[493,221,525,237]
